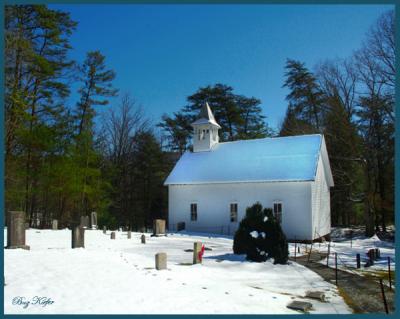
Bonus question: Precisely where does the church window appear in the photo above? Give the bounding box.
[273,202,283,224]
[230,203,238,222]
[190,203,197,221]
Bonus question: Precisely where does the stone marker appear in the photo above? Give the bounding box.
[6,211,30,250]
[52,219,58,230]
[80,215,90,228]
[193,242,203,264]
[287,301,313,312]
[103,226,107,234]
[111,232,116,239]
[177,221,185,231]
[141,234,146,244]
[71,224,85,248]
[90,211,98,229]
[305,291,325,302]
[155,252,167,270]
[152,219,166,236]
[127,230,131,239]
[375,248,380,259]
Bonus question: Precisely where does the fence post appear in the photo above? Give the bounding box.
[335,252,338,286]
[350,230,353,248]
[356,253,361,269]
[307,242,313,263]
[326,241,331,267]
[379,279,389,314]
[387,257,392,290]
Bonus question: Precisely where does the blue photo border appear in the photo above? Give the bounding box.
[1,0,397,318]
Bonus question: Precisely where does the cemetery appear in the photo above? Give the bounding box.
[5,213,394,314]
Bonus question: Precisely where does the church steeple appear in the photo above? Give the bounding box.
[192,102,220,152]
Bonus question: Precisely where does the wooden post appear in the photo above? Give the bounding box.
[379,279,389,314]
[387,257,392,290]
[350,230,353,248]
[356,253,361,269]
[326,241,331,267]
[335,252,338,285]
[307,242,313,263]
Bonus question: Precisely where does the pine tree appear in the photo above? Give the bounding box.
[280,59,324,135]
[5,5,77,226]
[73,50,118,218]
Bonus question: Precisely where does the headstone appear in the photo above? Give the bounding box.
[71,224,85,248]
[90,212,98,229]
[141,234,146,244]
[155,252,167,270]
[52,219,58,230]
[287,301,313,312]
[367,249,375,262]
[6,211,30,250]
[193,242,203,264]
[177,222,185,231]
[111,232,116,239]
[103,226,107,234]
[153,219,166,236]
[80,215,90,228]
[305,291,325,302]
[375,248,380,260]
[127,231,131,239]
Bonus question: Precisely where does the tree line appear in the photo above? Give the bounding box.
[5,6,394,235]
[5,5,173,230]
[279,10,394,235]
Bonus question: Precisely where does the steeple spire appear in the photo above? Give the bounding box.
[191,102,220,152]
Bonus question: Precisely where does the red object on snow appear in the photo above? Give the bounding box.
[198,244,205,262]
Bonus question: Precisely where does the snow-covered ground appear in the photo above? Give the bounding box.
[4,229,351,314]
[287,228,395,276]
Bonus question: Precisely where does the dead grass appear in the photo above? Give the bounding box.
[337,287,360,314]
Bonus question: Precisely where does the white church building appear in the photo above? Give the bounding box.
[164,103,334,241]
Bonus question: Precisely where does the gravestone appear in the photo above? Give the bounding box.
[80,215,90,228]
[287,301,313,312]
[127,231,131,239]
[111,232,116,239]
[6,211,30,250]
[71,224,85,248]
[155,252,167,270]
[152,219,166,236]
[177,222,185,232]
[52,219,58,230]
[141,234,146,244]
[103,226,107,234]
[305,291,325,302]
[90,212,98,229]
[193,242,203,264]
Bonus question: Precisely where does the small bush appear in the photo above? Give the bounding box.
[233,202,288,264]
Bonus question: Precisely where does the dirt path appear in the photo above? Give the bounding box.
[291,252,395,314]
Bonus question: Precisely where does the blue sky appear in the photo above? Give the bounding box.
[51,4,392,131]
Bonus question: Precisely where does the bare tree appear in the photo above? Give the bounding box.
[102,94,149,163]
